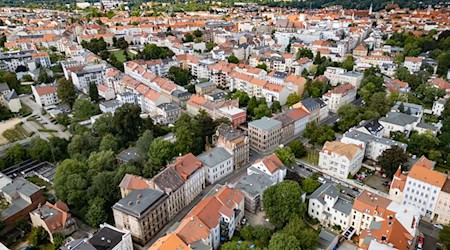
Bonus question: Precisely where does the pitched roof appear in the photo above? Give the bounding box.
[321,141,362,161]
[254,154,285,174]
[35,86,57,96]
[286,108,309,120]
[119,174,150,191]
[149,233,192,250]
[353,191,393,217]
[408,157,446,188]
[169,153,203,181]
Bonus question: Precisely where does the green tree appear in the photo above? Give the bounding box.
[183,33,194,43]
[341,56,355,71]
[296,48,314,59]
[271,101,282,113]
[269,232,300,250]
[72,99,100,120]
[93,113,115,137]
[55,113,71,126]
[231,90,250,107]
[254,103,271,119]
[193,29,203,38]
[148,138,175,167]
[116,37,129,50]
[256,63,268,71]
[408,131,440,158]
[67,132,99,160]
[53,233,65,249]
[139,44,174,60]
[54,159,89,211]
[37,68,52,83]
[286,93,301,107]
[377,146,409,178]
[6,144,28,164]
[275,147,295,167]
[89,83,99,102]
[289,140,306,158]
[57,78,77,107]
[168,66,192,86]
[282,216,318,250]
[99,134,119,152]
[263,180,304,228]
[112,104,145,145]
[439,224,450,250]
[205,42,216,52]
[240,225,272,248]
[136,130,154,156]
[49,137,69,162]
[227,55,239,64]
[301,177,320,194]
[87,150,116,172]
[29,226,49,246]
[247,96,258,116]
[85,197,107,228]
[368,92,388,116]
[0,70,21,92]
[27,138,51,162]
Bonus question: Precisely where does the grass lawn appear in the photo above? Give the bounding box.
[26,176,53,190]
[3,123,33,142]
[301,149,319,165]
[111,50,126,63]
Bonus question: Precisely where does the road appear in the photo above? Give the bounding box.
[140,149,263,249]
[418,219,441,250]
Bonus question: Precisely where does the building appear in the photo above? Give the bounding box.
[308,183,353,230]
[248,154,286,184]
[341,129,407,161]
[233,172,275,213]
[2,90,22,112]
[390,102,423,120]
[0,50,34,72]
[404,57,423,73]
[293,97,328,123]
[154,103,181,125]
[248,117,282,154]
[432,98,447,117]
[197,147,233,184]
[286,107,310,136]
[195,81,216,95]
[70,64,105,93]
[215,107,247,127]
[100,100,123,113]
[213,123,249,169]
[149,233,192,250]
[30,201,77,243]
[319,141,364,179]
[112,189,168,245]
[354,119,385,137]
[324,67,363,88]
[61,223,133,250]
[31,85,59,107]
[379,112,419,138]
[322,84,356,113]
[98,85,115,101]
[434,178,450,224]
[119,174,150,198]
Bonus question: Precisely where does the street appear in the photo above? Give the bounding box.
[419,219,441,250]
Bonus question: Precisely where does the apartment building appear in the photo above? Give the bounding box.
[322,84,356,113]
[213,123,250,169]
[154,103,182,125]
[308,183,352,230]
[379,112,419,138]
[323,67,363,88]
[293,97,328,123]
[31,85,59,107]
[197,147,233,184]
[248,117,282,154]
[404,57,423,73]
[70,64,106,93]
[432,98,447,117]
[435,179,450,224]
[234,172,275,213]
[319,141,364,179]
[149,233,192,250]
[248,154,286,184]
[0,50,34,72]
[215,106,247,127]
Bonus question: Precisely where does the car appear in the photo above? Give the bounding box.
[434,224,444,230]
[318,177,326,184]
[417,235,424,249]
[352,187,359,192]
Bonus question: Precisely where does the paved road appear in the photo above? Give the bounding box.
[419,219,441,250]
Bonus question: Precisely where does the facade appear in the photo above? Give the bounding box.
[293,97,328,123]
[248,117,282,154]
[30,201,77,243]
[70,64,105,93]
[379,112,419,138]
[31,85,59,107]
[322,84,356,113]
[308,183,352,230]
[404,57,422,73]
[215,107,247,127]
[2,90,21,112]
[213,123,250,169]
[248,154,286,184]
[155,103,181,125]
[432,98,446,117]
[319,141,364,179]
[324,67,363,88]
[434,179,450,225]
[234,172,275,213]
[198,147,233,184]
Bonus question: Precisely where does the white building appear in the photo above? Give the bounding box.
[31,85,59,107]
[322,84,356,113]
[248,154,286,184]
[97,85,115,101]
[99,100,123,113]
[324,67,364,88]
[404,57,423,73]
[319,141,364,179]
[197,147,233,184]
[432,98,447,117]
[70,64,105,93]
[308,183,352,230]
[379,112,419,138]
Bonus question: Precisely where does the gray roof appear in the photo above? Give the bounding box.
[416,122,438,131]
[89,226,125,250]
[248,117,282,131]
[235,172,275,198]
[216,123,247,141]
[318,229,339,250]
[333,198,353,215]
[392,102,423,116]
[196,81,215,88]
[309,183,339,205]
[152,167,185,194]
[379,112,418,126]
[116,147,142,163]
[157,103,179,111]
[301,98,323,111]
[0,197,30,220]
[100,100,122,109]
[197,147,232,168]
[61,239,97,250]
[206,90,226,100]
[0,83,10,92]
[113,189,165,217]
[357,119,384,135]
[1,177,40,197]
[343,130,407,149]
[4,89,18,101]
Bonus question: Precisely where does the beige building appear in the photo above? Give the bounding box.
[434,179,450,224]
[213,123,250,169]
[248,117,282,154]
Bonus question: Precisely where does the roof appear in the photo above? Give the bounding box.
[352,191,393,216]
[408,157,446,187]
[149,233,192,250]
[1,177,40,197]
[119,174,149,191]
[89,226,125,250]
[318,229,339,250]
[310,183,339,204]
[235,173,274,199]
[169,153,203,181]
[35,85,57,96]
[151,166,185,194]
[0,83,10,92]
[197,147,232,168]
[4,89,18,101]
[32,201,71,233]
[113,189,165,217]
[253,153,285,174]
[248,116,281,131]
[379,112,418,126]
[357,119,384,135]
[286,108,309,121]
[321,141,362,161]
[343,130,407,149]
[116,148,142,163]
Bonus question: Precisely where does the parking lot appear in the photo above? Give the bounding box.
[364,175,390,193]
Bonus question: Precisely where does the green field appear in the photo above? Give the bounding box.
[111,50,126,63]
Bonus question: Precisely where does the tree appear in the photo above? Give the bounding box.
[53,233,65,249]
[282,216,318,250]
[37,68,52,83]
[116,37,129,50]
[6,144,28,164]
[99,134,119,152]
[275,147,295,167]
[368,92,388,116]
[175,126,196,155]
[168,66,192,86]
[55,113,71,126]
[112,104,145,145]
[286,93,301,107]
[227,55,239,64]
[439,224,450,250]
[85,197,107,228]
[254,103,271,119]
[301,177,320,194]
[0,70,21,92]
[296,48,314,59]
[49,137,69,162]
[193,29,203,38]
[89,83,99,102]
[271,101,282,113]
[304,122,336,146]
[269,232,300,250]
[136,130,154,156]
[54,159,89,211]
[139,44,174,60]
[263,180,304,228]
[408,131,440,158]
[87,150,116,172]
[313,52,323,65]
[289,140,306,158]
[67,132,99,160]
[377,146,408,178]
[73,99,100,121]
[183,33,194,43]
[240,225,272,248]
[205,42,216,52]
[341,56,355,71]
[148,138,175,167]
[57,78,77,107]
[256,63,268,71]
[231,90,250,107]
[27,138,51,162]
[247,96,258,116]
[93,113,115,137]
[29,226,49,246]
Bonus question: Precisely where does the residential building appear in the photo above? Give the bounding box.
[195,81,217,95]
[116,148,143,165]
[389,167,408,204]
[308,183,353,230]
[248,117,282,154]
[341,129,407,161]
[354,119,384,138]
[247,154,286,184]
[154,103,181,125]
[391,102,424,120]
[318,229,339,250]
[97,84,115,101]
[70,64,106,93]
[30,201,77,243]
[404,57,423,73]
[432,98,447,117]
[319,141,364,179]
[353,43,368,57]
[112,189,168,245]
[273,112,294,143]
[197,147,233,184]
[233,172,275,213]
[119,174,150,198]
[61,223,133,250]
[434,179,450,225]
[430,78,450,98]
[286,107,310,135]
[322,84,356,113]
[31,85,59,107]
[379,112,419,138]
[149,233,192,250]
[324,67,363,88]
[213,123,250,169]
[100,100,123,113]
[215,106,247,127]
[0,50,34,72]
[293,97,328,123]
[2,90,21,112]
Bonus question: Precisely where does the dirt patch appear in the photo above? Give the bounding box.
[0,118,22,145]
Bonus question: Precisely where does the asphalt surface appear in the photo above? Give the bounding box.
[419,219,441,250]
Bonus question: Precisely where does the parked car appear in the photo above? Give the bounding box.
[418,235,424,249]
[434,224,444,230]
